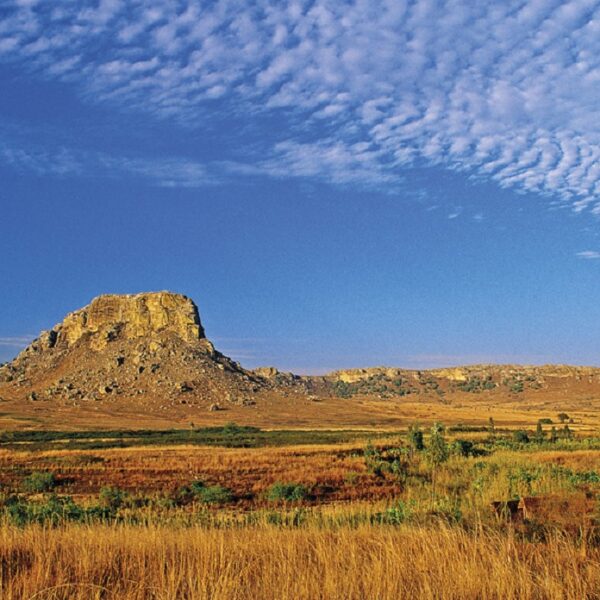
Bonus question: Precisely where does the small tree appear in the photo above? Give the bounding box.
[426,422,449,506]
[550,426,558,443]
[364,441,384,476]
[99,486,127,511]
[266,482,309,503]
[190,481,233,504]
[557,412,570,424]
[534,421,545,443]
[488,416,496,437]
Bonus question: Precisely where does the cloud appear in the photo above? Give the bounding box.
[0,1,600,208]
[0,129,219,188]
[0,335,34,347]
[576,250,600,260]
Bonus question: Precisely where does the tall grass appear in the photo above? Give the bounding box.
[0,522,597,599]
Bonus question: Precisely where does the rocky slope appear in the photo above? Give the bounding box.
[258,363,600,399]
[0,292,268,410]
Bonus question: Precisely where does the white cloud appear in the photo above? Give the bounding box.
[0,1,599,208]
[0,126,219,187]
[576,250,600,260]
[0,335,34,347]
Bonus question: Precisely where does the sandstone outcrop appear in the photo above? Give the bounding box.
[0,292,266,410]
[37,292,207,352]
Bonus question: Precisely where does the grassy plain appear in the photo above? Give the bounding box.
[2,376,600,432]
[2,421,600,598]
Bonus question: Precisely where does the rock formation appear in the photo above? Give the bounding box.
[0,292,266,409]
[49,292,206,350]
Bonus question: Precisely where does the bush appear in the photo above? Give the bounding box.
[266,482,309,503]
[333,381,356,398]
[513,430,530,444]
[221,422,260,436]
[374,500,415,525]
[99,486,127,510]
[189,481,233,504]
[5,495,85,527]
[408,425,425,451]
[426,422,449,468]
[364,441,384,476]
[452,439,475,457]
[23,471,58,493]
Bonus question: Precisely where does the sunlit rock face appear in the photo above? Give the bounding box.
[52,292,205,351]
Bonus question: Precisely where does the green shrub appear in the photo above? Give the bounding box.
[22,471,58,493]
[332,381,356,398]
[364,441,384,476]
[426,422,449,468]
[510,381,524,393]
[408,425,425,451]
[374,500,416,525]
[458,376,495,393]
[99,486,127,510]
[189,481,233,504]
[513,430,530,444]
[220,422,259,436]
[266,482,309,502]
[452,439,475,457]
[5,495,85,527]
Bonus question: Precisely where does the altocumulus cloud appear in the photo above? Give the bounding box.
[1,1,600,209]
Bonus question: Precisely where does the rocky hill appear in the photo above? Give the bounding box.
[1,291,600,430]
[0,292,269,411]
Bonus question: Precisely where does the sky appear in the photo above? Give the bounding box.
[1,0,600,373]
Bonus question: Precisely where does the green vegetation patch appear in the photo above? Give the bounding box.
[266,482,309,503]
[0,425,378,450]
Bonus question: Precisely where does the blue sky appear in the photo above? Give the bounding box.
[1,0,600,372]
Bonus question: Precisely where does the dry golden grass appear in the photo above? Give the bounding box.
[1,523,598,600]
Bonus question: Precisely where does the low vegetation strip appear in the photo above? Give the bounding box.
[0,425,377,450]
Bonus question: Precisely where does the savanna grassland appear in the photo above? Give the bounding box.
[2,420,600,599]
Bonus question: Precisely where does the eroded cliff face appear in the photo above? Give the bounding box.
[40,292,205,352]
